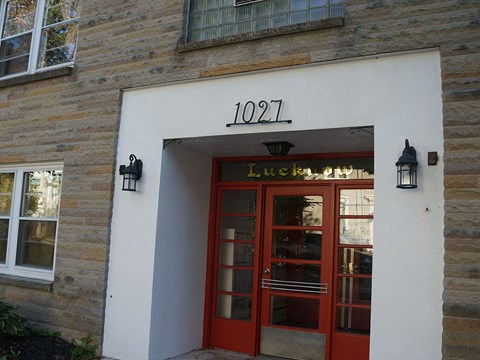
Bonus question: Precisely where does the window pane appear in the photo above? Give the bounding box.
[219,242,254,266]
[339,218,373,245]
[218,268,253,294]
[272,263,321,291]
[43,0,79,26]
[0,33,32,59]
[220,216,255,240]
[272,230,322,260]
[37,20,78,68]
[337,277,372,304]
[271,295,319,329]
[16,220,56,269]
[21,170,62,218]
[339,189,374,216]
[216,294,251,321]
[0,173,15,216]
[0,54,29,76]
[338,248,372,275]
[273,195,322,226]
[2,0,37,37]
[221,190,256,214]
[336,306,370,335]
[0,219,9,263]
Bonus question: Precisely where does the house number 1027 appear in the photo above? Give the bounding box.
[226,99,292,127]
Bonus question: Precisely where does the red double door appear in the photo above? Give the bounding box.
[205,184,372,360]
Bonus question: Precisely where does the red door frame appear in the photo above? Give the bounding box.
[203,152,374,359]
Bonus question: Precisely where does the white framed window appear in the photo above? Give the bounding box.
[0,164,63,281]
[0,0,80,79]
[187,0,344,43]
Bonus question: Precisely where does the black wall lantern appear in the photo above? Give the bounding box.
[263,141,294,156]
[119,154,143,191]
[396,139,418,189]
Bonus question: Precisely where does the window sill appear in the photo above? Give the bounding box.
[0,274,53,292]
[0,66,74,89]
[178,17,344,52]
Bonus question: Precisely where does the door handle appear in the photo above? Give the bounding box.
[263,268,270,275]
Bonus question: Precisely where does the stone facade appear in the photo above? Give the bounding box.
[0,0,478,358]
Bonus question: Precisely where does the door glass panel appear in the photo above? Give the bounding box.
[220,216,255,240]
[219,242,254,267]
[273,195,322,226]
[272,263,321,287]
[270,295,319,329]
[216,294,252,321]
[218,268,253,294]
[337,277,372,304]
[336,306,371,335]
[338,248,372,275]
[339,189,374,216]
[0,219,9,263]
[221,190,256,214]
[339,218,373,245]
[272,229,322,260]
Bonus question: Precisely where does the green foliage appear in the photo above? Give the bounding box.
[0,302,29,337]
[9,350,21,360]
[71,333,98,360]
[0,355,7,360]
[30,325,61,338]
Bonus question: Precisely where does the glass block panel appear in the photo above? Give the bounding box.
[219,242,254,266]
[190,13,203,30]
[254,18,269,31]
[16,220,56,269]
[272,230,322,260]
[272,14,288,27]
[189,30,202,42]
[236,5,253,21]
[21,170,62,218]
[271,295,319,329]
[272,0,289,14]
[311,0,327,6]
[220,7,236,24]
[218,268,253,294]
[310,7,327,21]
[0,219,9,263]
[192,0,204,12]
[221,0,234,6]
[219,24,235,37]
[0,173,15,216]
[205,0,219,10]
[204,10,219,27]
[202,27,218,40]
[336,306,371,335]
[290,10,307,24]
[236,21,252,34]
[216,294,252,320]
[291,0,308,11]
[330,4,344,18]
[254,1,270,17]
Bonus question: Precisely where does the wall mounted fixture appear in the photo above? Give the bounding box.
[396,139,418,189]
[263,141,294,156]
[428,152,438,166]
[119,154,143,191]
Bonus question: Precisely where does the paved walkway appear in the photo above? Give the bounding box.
[168,349,287,360]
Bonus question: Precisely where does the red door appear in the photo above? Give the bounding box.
[259,185,334,359]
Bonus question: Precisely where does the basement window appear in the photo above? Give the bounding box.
[186,0,344,43]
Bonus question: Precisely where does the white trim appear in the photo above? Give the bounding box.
[0,163,63,282]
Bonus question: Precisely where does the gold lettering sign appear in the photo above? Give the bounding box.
[246,162,354,180]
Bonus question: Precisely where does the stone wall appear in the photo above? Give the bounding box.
[0,0,478,358]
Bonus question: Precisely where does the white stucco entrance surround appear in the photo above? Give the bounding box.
[103,50,444,360]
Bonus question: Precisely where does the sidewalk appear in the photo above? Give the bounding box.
[168,349,286,360]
